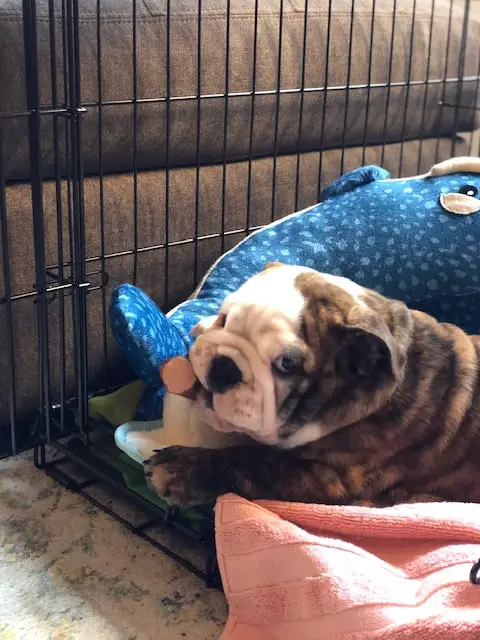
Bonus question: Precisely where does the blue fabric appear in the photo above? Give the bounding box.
[321,165,391,200]
[109,284,188,386]
[110,164,480,421]
[169,168,480,341]
[110,284,187,420]
[135,385,166,421]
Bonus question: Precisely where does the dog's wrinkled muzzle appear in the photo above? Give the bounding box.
[190,329,277,444]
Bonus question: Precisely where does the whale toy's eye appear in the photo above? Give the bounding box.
[459,185,478,198]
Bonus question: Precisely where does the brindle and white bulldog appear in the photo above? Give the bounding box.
[145,262,480,508]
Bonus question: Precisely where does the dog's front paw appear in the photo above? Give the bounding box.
[144,446,218,507]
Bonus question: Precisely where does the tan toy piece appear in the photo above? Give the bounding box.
[160,356,198,399]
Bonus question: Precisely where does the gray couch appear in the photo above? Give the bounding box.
[1,0,479,451]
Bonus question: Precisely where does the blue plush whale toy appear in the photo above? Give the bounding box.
[108,156,480,460]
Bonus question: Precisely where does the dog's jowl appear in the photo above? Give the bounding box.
[145,263,480,508]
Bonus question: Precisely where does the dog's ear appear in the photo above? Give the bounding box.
[191,313,226,337]
[262,261,284,272]
[338,300,412,383]
[336,326,396,381]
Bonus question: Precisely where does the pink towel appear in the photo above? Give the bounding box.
[215,494,480,639]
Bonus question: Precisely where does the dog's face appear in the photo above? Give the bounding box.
[189,264,413,447]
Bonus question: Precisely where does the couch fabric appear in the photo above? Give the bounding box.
[1,0,479,179]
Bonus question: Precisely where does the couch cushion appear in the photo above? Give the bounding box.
[0,0,479,180]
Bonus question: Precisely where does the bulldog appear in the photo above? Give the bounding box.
[145,262,480,508]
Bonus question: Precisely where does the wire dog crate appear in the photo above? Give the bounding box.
[1,0,479,586]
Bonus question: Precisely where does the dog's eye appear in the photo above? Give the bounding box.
[459,184,478,197]
[273,355,300,375]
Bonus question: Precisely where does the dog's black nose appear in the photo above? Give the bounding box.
[207,355,242,394]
